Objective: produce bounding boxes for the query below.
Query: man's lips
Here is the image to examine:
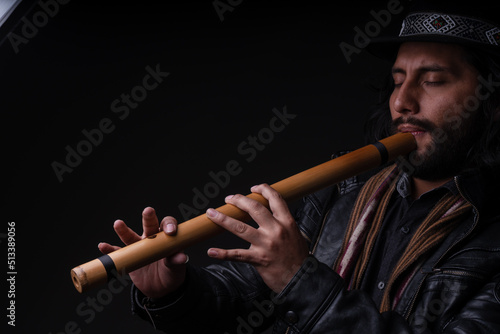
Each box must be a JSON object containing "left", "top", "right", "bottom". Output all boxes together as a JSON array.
[{"left": 398, "top": 125, "right": 427, "bottom": 136}]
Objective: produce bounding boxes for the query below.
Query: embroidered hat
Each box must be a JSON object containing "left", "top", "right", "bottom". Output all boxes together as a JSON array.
[{"left": 368, "top": 0, "right": 500, "bottom": 60}]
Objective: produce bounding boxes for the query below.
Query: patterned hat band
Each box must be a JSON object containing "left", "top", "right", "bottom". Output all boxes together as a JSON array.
[{"left": 399, "top": 12, "right": 500, "bottom": 47}]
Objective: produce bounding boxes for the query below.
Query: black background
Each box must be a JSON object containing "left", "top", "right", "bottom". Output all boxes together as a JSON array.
[{"left": 1, "top": 1, "right": 406, "bottom": 333}]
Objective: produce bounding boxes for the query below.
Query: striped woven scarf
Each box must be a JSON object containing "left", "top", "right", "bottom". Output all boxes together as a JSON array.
[{"left": 333, "top": 165, "right": 472, "bottom": 312}]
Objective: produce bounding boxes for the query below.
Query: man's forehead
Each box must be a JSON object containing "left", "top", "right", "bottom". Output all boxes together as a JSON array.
[{"left": 392, "top": 42, "right": 467, "bottom": 73}]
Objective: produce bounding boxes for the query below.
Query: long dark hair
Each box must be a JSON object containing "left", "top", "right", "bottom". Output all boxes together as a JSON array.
[{"left": 363, "top": 46, "right": 500, "bottom": 175}]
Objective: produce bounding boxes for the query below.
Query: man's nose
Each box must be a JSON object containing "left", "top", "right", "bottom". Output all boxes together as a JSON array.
[{"left": 392, "top": 82, "right": 419, "bottom": 115}]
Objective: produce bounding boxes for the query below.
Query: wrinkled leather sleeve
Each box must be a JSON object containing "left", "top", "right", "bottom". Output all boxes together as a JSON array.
[
  {"left": 131, "top": 252, "right": 500, "bottom": 334},
  {"left": 267, "top": 255, "right": 500, "bottom": 333},
  {"left": 131, "top": 261, "right": 276, "bottom": 333},
  {"left": 271, "top": 254, "right": 409, "bottom": 333}
]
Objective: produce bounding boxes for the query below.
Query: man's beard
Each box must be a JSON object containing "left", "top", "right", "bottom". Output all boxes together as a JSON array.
[{"left": 391, "top": 114, "right": 482, "bottom": 181}]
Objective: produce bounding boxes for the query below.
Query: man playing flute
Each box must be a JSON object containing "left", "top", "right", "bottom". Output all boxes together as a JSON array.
[{"left": 99, "top": 0, "right": 500, "bottom": 332}]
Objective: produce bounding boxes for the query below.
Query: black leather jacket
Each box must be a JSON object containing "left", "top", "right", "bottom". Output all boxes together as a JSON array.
[{"left": 131, "top": 168, "right": 500, "bottom": 333}]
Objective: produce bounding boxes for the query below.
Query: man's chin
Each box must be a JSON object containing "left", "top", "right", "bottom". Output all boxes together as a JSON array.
[{"left": 398, "top": 150, "right": 466, "bottom": 181}]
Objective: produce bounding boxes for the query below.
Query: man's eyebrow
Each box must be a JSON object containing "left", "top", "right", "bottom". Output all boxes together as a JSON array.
[
  {"left": 391, "top": 67, "right": 405, "bottom": 75},
  {"left": 391, "top": 64, "right": 450, "bottom": 75}
]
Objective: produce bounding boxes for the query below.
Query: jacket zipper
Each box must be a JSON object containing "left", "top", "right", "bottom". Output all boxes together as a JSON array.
[
  {"left": 421, "top": 268, "right": 484, "bottom": 280},
  {"left": 311, "top": 209, "right": 331, "bottom": 255},
  {"left": 403, "top": 176, "right": 480, "bottom": 319},
  {"left": 292, "top": 199, "right": 332, "bottom": 334}
]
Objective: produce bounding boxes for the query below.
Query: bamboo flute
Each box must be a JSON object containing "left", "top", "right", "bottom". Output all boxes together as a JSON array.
[{"left": 71, "top": 132, "right": 416, "bottom": 293}]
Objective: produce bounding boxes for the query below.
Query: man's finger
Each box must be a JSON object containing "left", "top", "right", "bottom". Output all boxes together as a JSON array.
[
  {"left": 98, "top": 242, "right": 121, "bottom": 254},
  {"left": 164, "top": 252, "right": 189, "bottom": 266},
  {"left": 114, "top": 220, "right": 142, "bottom": 245},
  {"left": 224, "top": 194, "right": 275, "bottom": 228},
  {"left": 160, "top": 216, "right": 178, "bottom": 235},
  {"left": 142, "top": 207, "right": 160, "bottom": 237},
  {"left": 206, "top": 208, "right": 259, "bottom": 244},
  {"left": 251, "top": 184, "right": 294, "bottom": 223},
  {"left": 207, "top": 247, "right": 255, "bottom": 264}
]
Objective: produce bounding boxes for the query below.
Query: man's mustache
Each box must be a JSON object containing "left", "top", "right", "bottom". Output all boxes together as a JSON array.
[{"left": 391, "top": 117, "right": 436, "bottom": 134}]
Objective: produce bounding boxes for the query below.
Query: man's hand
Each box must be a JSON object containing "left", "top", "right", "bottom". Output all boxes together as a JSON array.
[
  {"left": 205, "top": 184, "right": 309, "bottom": 293},
  {"left": 98, "top": 207, "right": 188, "bottom": 299}
]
